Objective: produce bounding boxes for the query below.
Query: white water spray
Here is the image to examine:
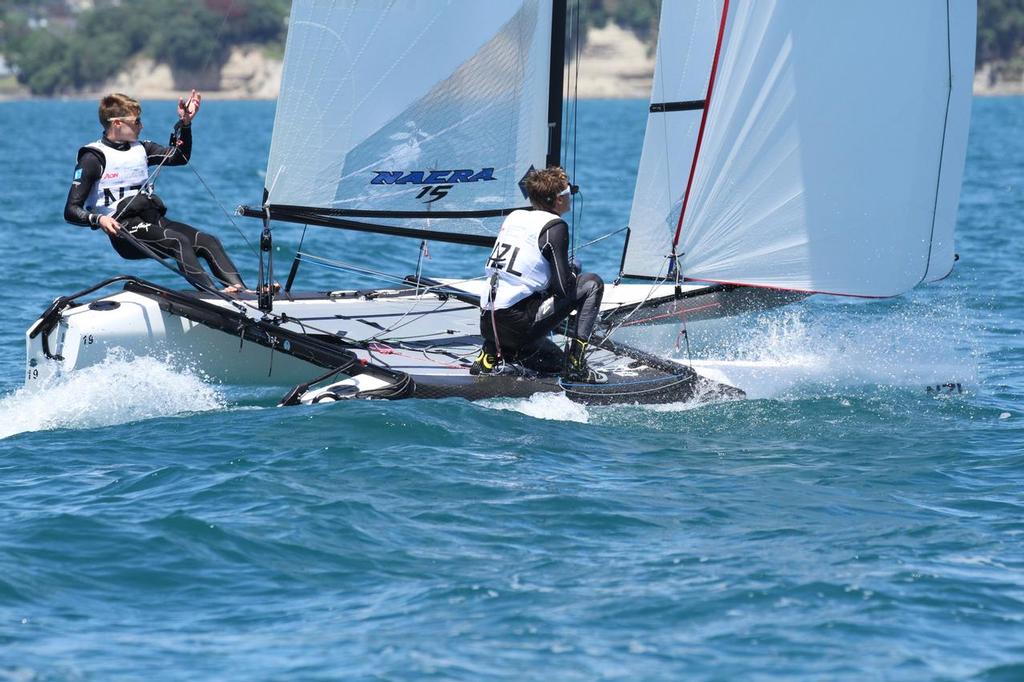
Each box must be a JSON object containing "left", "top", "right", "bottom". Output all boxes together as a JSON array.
[
  {"left": 484, "top": 391, "right": 591, "bottom": 423},
  {"left": 670, "top": 299, "right": 979, "bottom": 400},
  {"left": 0, "top": 352, "right": 225, "bottom": 439}
]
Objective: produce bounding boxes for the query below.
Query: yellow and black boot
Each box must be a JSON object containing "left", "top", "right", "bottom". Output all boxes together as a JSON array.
[
  {"left": 469, "top": 348, "right": 498, "bottom": 375},
  {"left": 562, "top": 338, "right": 607, "bottom": 384}
]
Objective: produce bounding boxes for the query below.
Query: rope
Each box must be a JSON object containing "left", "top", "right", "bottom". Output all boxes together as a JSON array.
[
  {"left": 186, "top": 161, "right": 258, "bottom": 256},
  {"left": 599, "top": 261, "right": 673, "bottom": 343},
  {"left": 366, "top": 342, "right": 464, "bottom": 370},
  {"left": 297, "top": 251, "right": 488, "bottom": 294},
  {"left": 363, "top": 241, "right": 434, "bottom": 343},
  {"left": 574, "top": 225, "right": 627, "bottom": 253}
]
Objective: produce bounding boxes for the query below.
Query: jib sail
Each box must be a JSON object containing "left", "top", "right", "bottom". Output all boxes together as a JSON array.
[{"left": 622, "top": 1, "right": 975, "bottom": 297}]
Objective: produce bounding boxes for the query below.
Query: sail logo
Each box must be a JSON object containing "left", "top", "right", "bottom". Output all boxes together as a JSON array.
[{"left": 370, "top": 168, "right": 496, "bottom": 204}]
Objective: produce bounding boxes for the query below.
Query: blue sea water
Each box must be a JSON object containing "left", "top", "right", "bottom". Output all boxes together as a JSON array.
[{"left": 0, "top": 97, "right": 1021, "bottom": 680}]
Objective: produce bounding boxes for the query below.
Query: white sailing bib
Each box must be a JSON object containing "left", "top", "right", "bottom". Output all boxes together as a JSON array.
[
  {"left": 485, "top": 209, "right": 560, "bottom": 310},
  {"left": 82, "top": 141, "right": 152, "bottom": 216}
]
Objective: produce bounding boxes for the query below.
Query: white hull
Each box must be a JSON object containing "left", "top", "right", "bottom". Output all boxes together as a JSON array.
[
  {"left": 26, "top": 277, "right": 798, "bottom": 402},
  {"left": 28, "top": 289, "right": 327, "bottom": 387}
]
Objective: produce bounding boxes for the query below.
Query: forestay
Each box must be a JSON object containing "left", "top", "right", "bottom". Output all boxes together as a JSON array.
[
  {"left": 622, "top": 1, "right": 975, "bottom": 298},
  {"left": 264, "top": 0, "right": 555, "bottom": 245}
]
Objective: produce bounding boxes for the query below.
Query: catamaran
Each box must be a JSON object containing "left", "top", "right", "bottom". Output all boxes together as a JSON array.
[{"left": 26, "top": 0, "right": 975, "bottom": 406}]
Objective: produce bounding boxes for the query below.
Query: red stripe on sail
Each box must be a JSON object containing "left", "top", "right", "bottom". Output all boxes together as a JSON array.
[{"left": 672, "top": 0, "right": 730, "bottom": 250}]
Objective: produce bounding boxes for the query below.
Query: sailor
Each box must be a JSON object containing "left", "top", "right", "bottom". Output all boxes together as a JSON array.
[
  {"left": 472, "top": 166, "right": 606, "bottom": 383},
  {"left": 64, "top": 91, "right": 248, "bottom": 293}
]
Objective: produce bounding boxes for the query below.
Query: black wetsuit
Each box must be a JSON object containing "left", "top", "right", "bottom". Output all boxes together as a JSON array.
[
  {"left": 481, "top": 217, "right": 604, "bottom": 358},
  {"left": 64, "top": 125, "right": 246, "bottom": 291}
]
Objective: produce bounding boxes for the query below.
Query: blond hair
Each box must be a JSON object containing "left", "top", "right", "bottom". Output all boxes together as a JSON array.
[
  {"left": 524, "top": 166, "right": 568, "bottom": 211},
  {"left": 99, "top": 93, "right": 141, "bottom": 130}
]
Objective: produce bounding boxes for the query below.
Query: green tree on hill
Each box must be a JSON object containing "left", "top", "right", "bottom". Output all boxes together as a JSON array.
[
  {"left": 0, "top": 0, "right": 287, "bottom": 95},
  {"left": 978, "top": 0, "right": 1024, "bottom": 78},
  {"left": 581, "top": 0, "right": 660, "bottom": 40}
]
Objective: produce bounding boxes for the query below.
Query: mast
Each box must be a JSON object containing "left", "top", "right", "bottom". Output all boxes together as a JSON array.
[{"left": 546, "top": 0, "right": 566, "bottom": 169}]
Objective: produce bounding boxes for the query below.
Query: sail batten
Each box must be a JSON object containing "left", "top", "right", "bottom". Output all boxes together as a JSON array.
[
  {"left": 649, "top": 100, "right": 706, "bottom": 113},
  {"left": 623, "top": 1, "right": 975, "bottom": 298}
]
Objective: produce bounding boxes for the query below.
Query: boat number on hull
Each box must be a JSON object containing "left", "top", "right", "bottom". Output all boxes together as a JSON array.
[
  {"left": 26, "top": 367, "right": 38, "bottom": 381},
  {"left": 81, "top": 335, "right": 95, "bottom": 346}
]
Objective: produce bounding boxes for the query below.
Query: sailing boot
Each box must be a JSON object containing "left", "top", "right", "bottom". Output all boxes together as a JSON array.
[
  {"left": 562, "top": 338, "right": 607, "bottom": 384},
  {"left": 469, "top": 347, "right": 499, "bottom": 375}
]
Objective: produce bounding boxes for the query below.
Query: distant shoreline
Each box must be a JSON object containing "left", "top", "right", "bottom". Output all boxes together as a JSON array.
[
  {"left": 2, "top": 25, "right": 1022, "bottom": 101},
  {"left": 3, "top": 86, "right": 1022, "bottom": 103}
]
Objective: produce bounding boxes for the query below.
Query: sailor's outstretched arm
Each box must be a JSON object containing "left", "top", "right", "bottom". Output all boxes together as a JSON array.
[{"left": 143, "top": 90, "right": 201, "bottom": 167}]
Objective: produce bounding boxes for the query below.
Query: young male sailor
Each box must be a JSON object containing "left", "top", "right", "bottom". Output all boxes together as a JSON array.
[
  {"left": 472, "top": 166, "right": 606, "bottom": 383},
  {"left": 64, "top": 91, "right": 249, "bottom": 293}
]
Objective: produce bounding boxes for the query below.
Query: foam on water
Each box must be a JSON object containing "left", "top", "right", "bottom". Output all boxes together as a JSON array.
[
  {"left": 483, "top": 391, "right": 591, "bottom": 423},
  {"left": 0, "top": 352, "right": 225, "bottom": 439},
  {"left": 672, "top": 301, "right": 979, "bottom": 401},
  {"left": 476, "top": 297, "right": 980, "bottom": 419}
]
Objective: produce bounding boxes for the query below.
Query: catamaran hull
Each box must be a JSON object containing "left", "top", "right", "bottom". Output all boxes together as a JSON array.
[
  {"left": 26, "top": 285, "right": 326, "bottom": 388},
  {"left": 298, "top": 367, "right": 741, "bottom": 406},
  {"left": 26, "top": 277, "right": 761, "bottom": 406}
]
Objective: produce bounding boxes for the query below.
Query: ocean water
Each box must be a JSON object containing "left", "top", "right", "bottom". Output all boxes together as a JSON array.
[{"left": 0, "top": 97, "right": 1021, "bottom": 680}]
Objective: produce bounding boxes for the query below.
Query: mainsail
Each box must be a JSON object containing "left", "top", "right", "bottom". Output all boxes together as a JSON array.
[
  {"left": 622, "top": 1, "right": 976, "bottom": 297},
  {"left": 260, "top": 0, "right": 560, "bottom": 246}
]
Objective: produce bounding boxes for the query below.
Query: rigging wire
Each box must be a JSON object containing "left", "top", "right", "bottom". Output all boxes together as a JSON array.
[
  {"left": 195, "top": 0, "right": 238, "bottom": 79},
  {"left": 362, "top": 240, "right": 433, "bottom": 343},
  {"left": 555, "top": 0, "right": 583, "bottom": 348},
  {"left": 186, "top": 162, "right": 259, "bottom": 256},
  {"left": 594, "top": 254, "right": 697, "bottom": 371},
  {"left": 574, "top": 226, "right": 627, "bottom": 252},
  {"left": 296, "top": 251, "right": 487, "bottom": 292}
]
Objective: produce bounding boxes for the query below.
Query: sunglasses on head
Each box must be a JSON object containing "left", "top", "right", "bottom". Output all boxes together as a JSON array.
[{"left": 558, "top": 184, "right": 579, "bottom": 197}]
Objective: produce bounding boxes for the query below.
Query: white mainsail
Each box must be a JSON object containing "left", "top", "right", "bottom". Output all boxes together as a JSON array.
[
  {"left": 265, "top": 0, "right": 555, "bottom": 243},
  {"left": 622, "top": 1, "right": 975, "bottom": 297}
]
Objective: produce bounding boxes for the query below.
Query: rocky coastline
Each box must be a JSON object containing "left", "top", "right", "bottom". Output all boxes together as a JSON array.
[{"left": 2, "top": 25, "right": 1022, "bottom": 100}]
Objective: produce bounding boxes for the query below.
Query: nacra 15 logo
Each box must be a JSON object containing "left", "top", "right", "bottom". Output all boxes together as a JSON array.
[{"left": 370, "top": 168, "right": 496, "bottom": 204}]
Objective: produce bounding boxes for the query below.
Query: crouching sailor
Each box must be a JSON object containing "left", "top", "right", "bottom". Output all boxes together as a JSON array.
[
  {"left": 471, "top": 166, "right": 606, "bottom": 383},
  {"left": 64, "top": 91, "right": 249, "bottom": 293}
]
